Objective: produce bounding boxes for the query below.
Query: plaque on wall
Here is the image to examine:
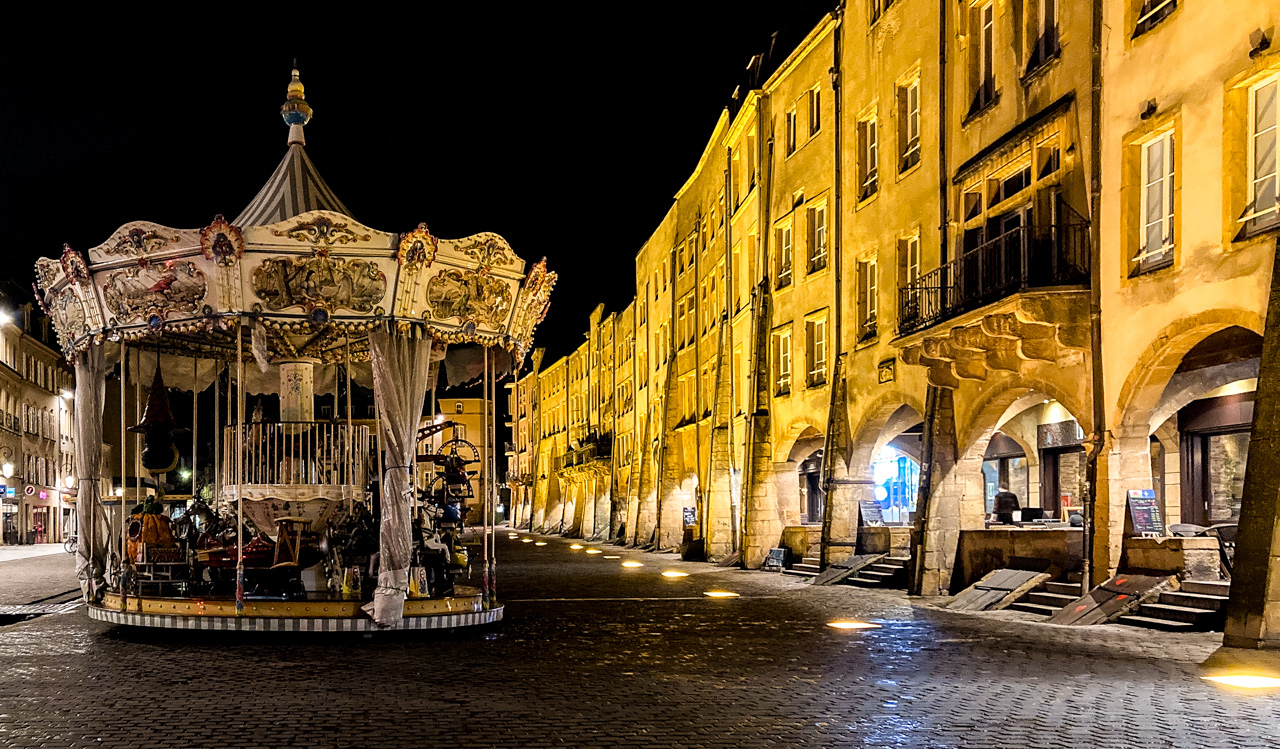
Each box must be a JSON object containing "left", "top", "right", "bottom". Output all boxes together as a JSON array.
[
  {"left": 877, "top": 358, "right": 896, "bottom": 384},
  {"left": 1125, "top": 488, "right": 1165, "bottom": 536},
  {"left": 859, "top": 499, "right": 885, "bottom": 526}
]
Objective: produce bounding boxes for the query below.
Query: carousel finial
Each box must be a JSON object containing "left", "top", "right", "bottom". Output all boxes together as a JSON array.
[{"left": 280, "top": 63, "right": 312, "bottom": 147}]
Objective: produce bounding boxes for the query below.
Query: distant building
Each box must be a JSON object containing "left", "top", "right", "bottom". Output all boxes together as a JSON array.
[{"left": 0, "top": 286, "right": 76, "bottom": 545}]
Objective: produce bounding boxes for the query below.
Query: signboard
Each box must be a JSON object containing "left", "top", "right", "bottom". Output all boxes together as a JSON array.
[
  {"left": 1126, "top": 489, "right": 1164, "bottom": 536},
  {"left": 24, "top": 485, "right": 34, "bottom": 496},
  {"left": 682, "top": 506, "right": 697, "bottom": 527},
  {"left": 859, "top": 499, "right": 885, "bottom": 526},
  {"left": 763, "top": 547, "right": 788, "bottom": 570}
]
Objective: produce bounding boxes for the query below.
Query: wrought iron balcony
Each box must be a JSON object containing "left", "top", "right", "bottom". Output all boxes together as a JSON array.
[{"left": 898, "top": 221, "right": 1089, "bottom": 336}]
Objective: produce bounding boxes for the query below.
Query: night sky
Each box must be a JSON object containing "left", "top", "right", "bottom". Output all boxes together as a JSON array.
[{"left": 2, "top": 5, "right": 833, "bottom": 364}]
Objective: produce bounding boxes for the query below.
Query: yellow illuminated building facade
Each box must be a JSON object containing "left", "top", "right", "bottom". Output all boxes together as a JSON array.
[{"left": 507, "top": 0, "right": 1280, "bottom": 606}]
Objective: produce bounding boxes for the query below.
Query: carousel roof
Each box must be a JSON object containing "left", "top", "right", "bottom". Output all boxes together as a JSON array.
[
  {"left": 32, "top": 67, "right": 556, "bottom": 368},
  {"left": 234, "top": 143, "right": 353, "bottom": 227}
]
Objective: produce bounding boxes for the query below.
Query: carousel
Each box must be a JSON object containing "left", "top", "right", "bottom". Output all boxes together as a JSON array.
[{"left": 32, "top": 68, "right": 555, "bottom": 632}]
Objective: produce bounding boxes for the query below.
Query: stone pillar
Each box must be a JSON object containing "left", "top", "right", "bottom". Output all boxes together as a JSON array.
[
  {"left": 278, "top": 360, "right": 316, "bottom": 423},
  {"left": 634, "top": 431, "right": 658, "bottom": 546},
  {"left": 1095, "top": 427, "right": 1150, "bottom": 583},
  {"left": 1224, "top": 255, "right": 1280, "bottom": 648},
  {"left": 775, "top": 462, "right": 802, "bottom": 526},
  {"left": 911, "top": 387, "right": 961, "bottom": 596},
  {"left": 743, "top": 417, "right": 781, "bottom": 567},
  {"left": 594, "top": 469, "right": 611, "bottom": 541},
  {"left": 826, "top": 461, "right": 860, "bottom": 565}
]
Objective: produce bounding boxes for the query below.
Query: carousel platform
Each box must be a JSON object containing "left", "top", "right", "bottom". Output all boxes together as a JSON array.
[{"left": 86, "top": 586, "right": 502, "bottom": 632}]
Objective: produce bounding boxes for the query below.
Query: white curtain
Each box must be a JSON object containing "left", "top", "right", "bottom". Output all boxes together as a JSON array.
[
  {"left": 74, "top": 347, "right": 109, "bottom": 601},
  {"left": 362, "top": 325, "right": 435, "bottom": 627}
]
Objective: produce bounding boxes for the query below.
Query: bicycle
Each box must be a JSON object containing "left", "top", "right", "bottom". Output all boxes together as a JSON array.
[{"left": 64, "top": 535, "right": 78, "bottom": 554}]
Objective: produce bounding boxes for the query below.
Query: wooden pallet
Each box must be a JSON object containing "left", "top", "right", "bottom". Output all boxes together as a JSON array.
[
  {"left": 947, "top": 569, "right": 1051, "bottom": 611},
  {"left": 1045, "top": 574, "right": 1176, "bottom": 626},
  {"left": 810, "top": 554, "right": 886, "bottom": 586}
]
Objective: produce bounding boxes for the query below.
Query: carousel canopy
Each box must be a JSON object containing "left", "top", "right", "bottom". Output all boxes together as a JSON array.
[{"left": 33, "top": 67, "right": 556, "bottom": 370}]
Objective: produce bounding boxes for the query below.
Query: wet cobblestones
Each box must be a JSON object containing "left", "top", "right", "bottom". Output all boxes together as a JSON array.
[{"left": 0, "top": 533, "right": 1277, "bottom": 748}]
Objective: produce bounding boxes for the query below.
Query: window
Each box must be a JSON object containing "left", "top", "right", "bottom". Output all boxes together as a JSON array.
[
  {"left": 747, "top": 132, "right": 757, "bottom": 191},
  {"left": 969, "top": 1, "right": 997, "bottom": 115},
  {"left": 963, "top": 189, "right": 983, "bottom": 220},
  {"left": 772, "top": 328, "right": 792, "bottom": 396},
  {"left": 857, "top": 259, "right": 878, "bottom": 340},
  {"left": 785, "top": 108, "right": 797, "bottom": 155},
  {"left": 870, "top": 0, "right": 893, "bottom": 25},
  {"left": 899, "top": 234, "right": 921, "bottom": 287},
  {"left": 806, "top": 316, "right": 827, "bottom": 387},
  {"left": 678, "top": 244, "right": 686, "bottom": 275},
  {"left": 776, "top": 223, "right": 793, "bottom": 288},
  {"left": 858, "top": 115, "right": 879, "bottom": 200},
  {"left": 898, "top": 79, "right": 921, "bottom": 172},
  {"left": 809, "top": 87, "right": 821, "bottom": 135},
  {"left": 1134, "top": 0, "right": 1176, "bottom": 37},
  {"left": 730, "top": 244, "right": 741, "bottom": 312},
  {"left": 806, "top": 203, "right": 827, "bottom": 273},
  {"left": 1245, "top": 77, "right": 1279, "bottom": 234},
  {"left": 989, "top": 162, "right": 1032, "bottom": 206},
  {"left": 1135, "top": 129, "right": 1175, "bottom": 273},
  {"left": 1027, "top": 0, "right": 1059, "bottom": 72}
]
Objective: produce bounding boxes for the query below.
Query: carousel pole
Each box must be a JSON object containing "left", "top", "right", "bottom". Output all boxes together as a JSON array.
[
  {"left": 118, "top": 352, "right": 126, "bottom": 593},
  {"left": 192, "top": 356, "right": 198, "bottom": 501},
  {"left": 345, "top": 337, "right": 353, "bottom": 514},
  {"left": 214, "top": 362, "right": 221, "bottom": 511},
  {"left": 482, "top": 349, "right": 491, "bottom": 609},
  {"left": 235, "top": 320, "right": 246, "bottom": 615}
]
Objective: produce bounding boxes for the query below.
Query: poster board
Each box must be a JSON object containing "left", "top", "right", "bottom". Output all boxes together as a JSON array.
[
  {"left": 858, "top": 500, "right": 885, "bottom": 526},
  {"left": 1125, "top": 488, "right": 1165, "bottom": 536}
]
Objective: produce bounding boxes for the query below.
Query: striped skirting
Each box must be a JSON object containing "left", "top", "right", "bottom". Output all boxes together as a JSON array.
[{"left": 86, "top": 604, "right": 503, "bottom": 632}]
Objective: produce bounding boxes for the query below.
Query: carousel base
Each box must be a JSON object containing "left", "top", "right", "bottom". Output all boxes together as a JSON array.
[{"left": 86, "top": 587, "right": 502, "bottom": 632}]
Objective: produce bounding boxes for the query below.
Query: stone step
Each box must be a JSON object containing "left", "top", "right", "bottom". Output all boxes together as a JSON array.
[
  {"left": 1044, "top": 581, "right": 1083, "bottom": 597},
  {"left": 884, "top": 556, "right": 912, "bottom": 567},
  {"left": 1181, "top": 579, "right": 1231, "bottom": 597},
  {"left": 1161, "top": 591, "right": 1228, "bottom": 611},
  {"left": 1009, "top": 602, "right": 1058, "bottom": 616},
  {"left": 868, "top": 563, "right": 906, "bottom": 575},
  {"left": 790, "top": 563, "right": 821, "bottom": 574},
  {"left": 1118, "top": 615, "right": 1196, "bottom": 632},
  {"left": 844, "top": 574, "right": 903, "bottom": 589},
  {"left": 1064, "top": 571, "right": 1083, "bottom": 584},
  {"left": 801, "top": 557, "right": 821, "bottom": 566},
  {"left": 859, "top": 568, "right": 898, "bottom": 579},
  {"left": 781, "top": 568, "right": 817, "bottom": 578},
  {"left": 1026, "top": 591, "right": 1077, "bottom": 609},
  {"left": 1137, "top": 603, "right": 1221, "bottom": 628}
]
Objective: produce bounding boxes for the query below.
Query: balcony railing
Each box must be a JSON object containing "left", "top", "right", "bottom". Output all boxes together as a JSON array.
[
  {"left": 898, "top": 221, "right": 1089, "bottom": 336},
  {"left": 221, "top": 421, "right": 370, "bottom": 487}
]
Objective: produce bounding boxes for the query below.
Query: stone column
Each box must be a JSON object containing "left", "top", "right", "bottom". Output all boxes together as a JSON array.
[
  {"left": 278, "top": 360, "right": 316, "bottom": 423},
  {"left": 1096, "top": 427, "right": 1150, "bottom": 583},
  {"left": 594, "top": 469, "right": 611, "bottom": 541},
  {"left": 1225, "top": 256, "right": 1280, "bottom": 648},
  {"left": 826, "top": 461, "right": 860, "bottom": 565},
  {"left": 743, "top": 418, "right": 781, "bottom": 568},
  {"left": 775, "top": 461, "right": 801, "bottom": 527}
]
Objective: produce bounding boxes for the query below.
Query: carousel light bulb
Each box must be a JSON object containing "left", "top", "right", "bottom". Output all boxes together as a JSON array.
[
  {"left": 179, "top": 468, "right": 191, "bottom": 481},
  {"left": 114, "top": 487, "right": 124, "bottom": 497}
]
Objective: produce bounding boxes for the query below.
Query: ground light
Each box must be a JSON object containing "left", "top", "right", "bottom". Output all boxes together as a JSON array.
[
  {"left": 703, "top": 591, "right": 739, "bottom": 598},
  {"left": 535, "top": 542, "right": 548, "bottom": 546},
  {"left": 826, "top": 620, "right": 880, "bottom": 630},
  {"left": 661, "top": 571, "right": 689, "bottom": 578},
  {"left": 621, "top": 561, "right": 643, "bottom": 568},
  {"left": 522, "top": 539, "right": 533, "bottom": 543},
  {"left": 1201, "top": 675, "right": 1280, "bottom": 689},
  {"left": 570, "top": 544, "right": 584, "bottom": 550},
  {"left": 585, "top": 549, "right": 602, "bottom": 554},
  {"left": 603, "top": 555, "right": 620, "bottom": 559},
  {"left": 1198, "top": 645, "right": 1280, "bottom": 690}
]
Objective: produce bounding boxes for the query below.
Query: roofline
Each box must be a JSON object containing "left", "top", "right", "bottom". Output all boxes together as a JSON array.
[
  {"left": 761, "top": 13, "right": 839, "bottom": 94},
  {"left": 674, "top": 109, "right": 732, "bottom": 200}
]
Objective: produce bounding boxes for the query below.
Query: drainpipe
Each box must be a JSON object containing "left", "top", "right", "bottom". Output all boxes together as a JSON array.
[
  {"left": 831, "top": 7, "right": 844, "bottom": 355},
  {"left": 1083, "top": 0, "right": 1106, "bottom": 589},
  {"left": 910, "top": 0, "right": 950, "bottom": 597},
  {"left": 723, "top": 154, "right": 738, "bottom": 552}
]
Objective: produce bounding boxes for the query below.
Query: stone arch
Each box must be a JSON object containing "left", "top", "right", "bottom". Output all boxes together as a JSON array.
[
  {"left": 1097, "top": 311, "right": 1265, "bottom": 574},
  {"left": 957, "top": 375, "right": 1092, "bottom": 459},
  {"left": 846, "top": 388, "right": 927, "bottom": 481},
  {"left": 1112, "top": 309, "right": 1264, "bottom": 436},
  {"left": 773, "top": 416, "right": 826, "bottom": 463}
]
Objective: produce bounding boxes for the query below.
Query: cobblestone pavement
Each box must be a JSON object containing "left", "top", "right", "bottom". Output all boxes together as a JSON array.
[
  {"left": 0, "top": 532, "right": 1277, "bottom": 748},
  {"left": 0, "top": 550, "right": 77, "bottom": 604}
]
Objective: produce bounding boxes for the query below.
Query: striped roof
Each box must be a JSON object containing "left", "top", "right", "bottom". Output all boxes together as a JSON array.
[{"left": 233, "top": 144, "right": 353, "bottom": 227}]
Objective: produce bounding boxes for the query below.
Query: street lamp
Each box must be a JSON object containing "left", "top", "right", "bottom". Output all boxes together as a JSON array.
[
  {"left": 0, "top": 310, "right": 13, "bottom": 326},
  {"left": 63, "top": 475, "right": 75, "bottom": 489},
  {"left": 60, "top": 389, "right": 73, "bottom": 401},
  {"left": 0, "top": 446, "right": 13, "bottom": 480}
]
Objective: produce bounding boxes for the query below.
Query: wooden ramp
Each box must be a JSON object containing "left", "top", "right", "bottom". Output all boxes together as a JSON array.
[
  {"left": 947, "top": 569, "right": 1051, "bottom": 611},
  {"left": 1045, "top": 574, "right": 1176, "bottom": 626},
  {"left": 810, "top": 554, "right": 885, "bottom": 586}
]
